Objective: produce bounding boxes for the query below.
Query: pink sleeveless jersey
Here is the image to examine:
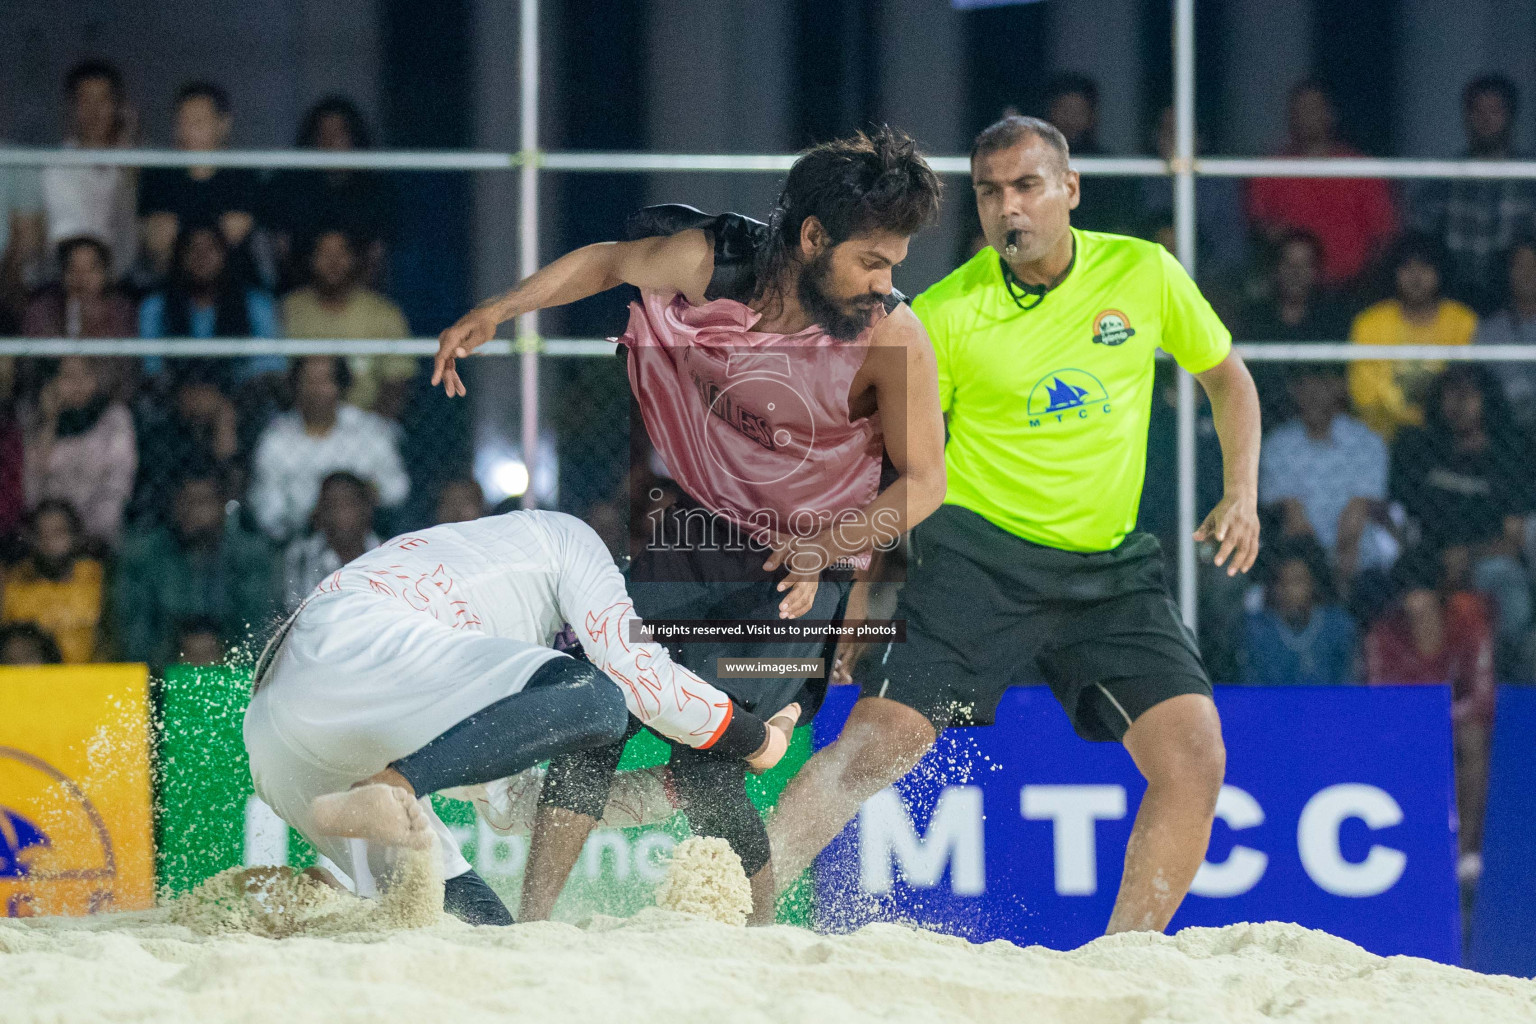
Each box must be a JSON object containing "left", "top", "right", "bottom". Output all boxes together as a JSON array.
[{"left": 620, "top": 288, "right": 884, "bottom": 566}]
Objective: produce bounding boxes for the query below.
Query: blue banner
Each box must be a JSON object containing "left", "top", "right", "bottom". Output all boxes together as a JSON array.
[
  {"left": 813, "top": 685, "right": 1460, "bottom": 963},
  {"left": 1469, "top": 686, "right": 1536, "bottom": 977}
]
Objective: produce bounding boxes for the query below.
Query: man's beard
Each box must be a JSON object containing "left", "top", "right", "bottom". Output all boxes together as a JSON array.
[{"left": 797, "top": 249, "right": 879, "bottom": 341}]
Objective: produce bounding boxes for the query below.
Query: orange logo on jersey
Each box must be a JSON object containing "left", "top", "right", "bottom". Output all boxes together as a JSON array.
[{"left": 1091, "top": 309, "right": 1136, "bottom": 347}]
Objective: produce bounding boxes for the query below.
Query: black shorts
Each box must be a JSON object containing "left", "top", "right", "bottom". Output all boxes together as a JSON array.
[
  {"left": 630, "top": 504, "right": 849, "bottom": 718},
  {"left": 856, "top": 504, "right": 1212, "bottom": 742}
]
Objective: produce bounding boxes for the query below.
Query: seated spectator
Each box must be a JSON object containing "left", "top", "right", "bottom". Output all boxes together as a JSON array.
[
  {"left": 1391, "top": 365, "right": 1533, "bottom": 677},
  {"left": 23, "top": 236, "right": 137, "bottom": 403},
  {"left": 128, "top": 359, "right": 242, "bottom": 529},
  {"left": 1409, "top": 76, "right": 1536, "bottom": 313},
  {"left": 1246, "top": 79, "right": 1398, "bottom": 290},
  {"left": 1348, "top": 234, "right": 1478, "bottom": 439},
  {"left": 434, "top": 476, "right": 486, "bottom": 525},
  {"left": 1139, "top": 105, "right": 1248, "bottom": 281},
  {"left": 0, "top": 117, "right": 45, "bottom": 332},
  {"left": 22, "top": 356, "right": 136, "bottom": 547},
  {"left": 1241, "top": 536, "right": 1356, "bottom": 685},
  {"left": 138, "top": 224, "right": 283, "bottom": 380},
  {"left": 0, "top": 500, "right": 103, "bottom": 663},
  {"left": 1364, "top": 550, "right": 1495, "bottom": 876},
  {"left": 281, "top": 229, "right": 414, "bottom": 418},
  {"left": 1472, "top": 236, "right": 1536, "bottom": 428},
  {"left": 264, "top": 97, "right": 393, "bottom": 289},
  {"left": 1239, "top": 230, "right": 1353, "bottom": 422},
  {"left": 23, "top": 236, "right": 134, "bottom": 338},
  {"left": 1240, "top": 230, "right": 1353, "bottom": 342},
  {"left": 0, "top": 621, "right": 64, "bottom": 665},
  {"left": 249, "top": 356, "right": 409, "bottom": 543},
  {"left": 173, "top": 615, "right": 227, "bottom": 667},
  {"left": 1260, "top": 364, "right": 1393, "bottom": 583},
  {"left": 0, "top": 361, "right": 25, "bottom": 545},
  {"left": 111, "top": 468, "right": 274, "bottom": 668},
  {"left": 42, "top": 61, "right": 138, "bottom": 282},
  {"left": 1040, "top": 74, "right": 1136, "bottom": 235},
  {"left": 138, "top": 82, "right": 264, "bottom": 288},
  {"left": 281, "top": 471, "right": 379, "bottom": 611}
]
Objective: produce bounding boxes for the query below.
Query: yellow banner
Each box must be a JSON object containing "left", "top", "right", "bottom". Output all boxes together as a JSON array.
[{"left": 0, "top": 665, "right": 153, "bottom": 916}]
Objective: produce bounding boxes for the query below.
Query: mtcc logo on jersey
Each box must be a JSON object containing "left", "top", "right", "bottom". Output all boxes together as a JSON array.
[
  {"left": 1026, "top": 369, "right": 1111, "bottom": 426},
  {"left": 1091, "top": 308, "right": 1135, "bottom": 346}
]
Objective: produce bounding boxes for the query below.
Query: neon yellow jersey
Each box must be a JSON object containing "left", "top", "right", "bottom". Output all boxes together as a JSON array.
[{"left": 913, "top": 229, "right": 1231, "bottom": 552}]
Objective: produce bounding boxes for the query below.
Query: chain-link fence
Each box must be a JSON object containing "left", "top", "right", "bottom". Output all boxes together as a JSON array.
[
  {"left": 1170, "top": 346, "right": 1536, "bottom": 694},
  {"left": 0, "top": 346, "right": 479, "bottom": 670},
  {"left": 8, "top": 335, "right": 1535, "bottom": 688}
]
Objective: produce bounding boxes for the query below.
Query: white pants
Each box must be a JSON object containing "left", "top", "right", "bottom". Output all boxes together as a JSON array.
[{"left": 243, "top": 590, "right": 560, "bottom": 890}]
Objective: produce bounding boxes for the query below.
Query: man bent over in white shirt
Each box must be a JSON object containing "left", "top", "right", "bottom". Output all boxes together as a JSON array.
[{"left": 243, "top": 509, "right": 796, "bottom": 924}]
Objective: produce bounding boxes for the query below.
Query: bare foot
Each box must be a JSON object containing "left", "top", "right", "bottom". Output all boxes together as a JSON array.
[{"left": 310, "top": 783, "right": 435, "bottom": 849}]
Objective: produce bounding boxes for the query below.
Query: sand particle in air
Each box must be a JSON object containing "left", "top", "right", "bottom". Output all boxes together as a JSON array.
[{"left": 653, "top": 836, "right": 753, "bottom": 926}]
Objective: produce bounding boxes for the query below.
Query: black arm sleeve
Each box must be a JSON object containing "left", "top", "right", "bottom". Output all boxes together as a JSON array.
[{"left": 707, "top": 703, "right": 770, "bottom": 760}]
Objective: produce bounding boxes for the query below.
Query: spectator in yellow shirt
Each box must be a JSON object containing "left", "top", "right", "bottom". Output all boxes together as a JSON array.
[
  {"left": 281, "top": 229, "right": 414, "bottom": 420},
  {"left": 0, "top": 622, "right": 63, "bottom": 665},
  {"left": 1349, "top": 233, "right": 1478, "bottom": 439},
  {"left": 1, "top": 499, "right": 103, "bottom": 663}
]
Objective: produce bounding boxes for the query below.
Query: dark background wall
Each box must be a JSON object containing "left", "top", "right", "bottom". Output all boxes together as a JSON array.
[{"left": 5, "top": 0, "right": 1536, "bottom": 311}]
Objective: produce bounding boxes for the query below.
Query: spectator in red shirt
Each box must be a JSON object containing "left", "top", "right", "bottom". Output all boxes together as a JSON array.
[
  {"left": 1247, "top": 79, "right": 1398, "bottom": 289},
  {"left": 1364, "top": 550, "right": 1494, "bottom": 877}
]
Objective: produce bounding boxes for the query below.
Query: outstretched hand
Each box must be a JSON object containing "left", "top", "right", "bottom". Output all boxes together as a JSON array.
[
  {"left": 763, "top": 535, "right": 824, "bottom": 619},
  {"left": 1194, "top": 490, "right": 1260, "bottom": 576},
  {"left": 432, "top": 309, "right": 501, "bottom": 398},
  {"left": 831, "top": 640, "right": 867, "bottom": 686}
]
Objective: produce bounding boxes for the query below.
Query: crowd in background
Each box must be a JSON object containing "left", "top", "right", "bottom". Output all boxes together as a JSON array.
[
  {"left": 0, "top": 61, "right": 486, "bottom": 671},
  {"left": 2, "top": 66, "right": 1536, "bottom": 684},
  {"left": 0, "top": 55, "right": 1531, "bottom": 887}
]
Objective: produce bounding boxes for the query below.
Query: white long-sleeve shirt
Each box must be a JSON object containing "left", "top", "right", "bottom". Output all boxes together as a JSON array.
[
  {"left": 249, "top": 404, "right": 410, "bottom": 542},
  {"left": 42, "top": 141, "right": 138, "bottom": 279},
  {"left": 309, "top": 509, "right": 737, "bottom": 749}
]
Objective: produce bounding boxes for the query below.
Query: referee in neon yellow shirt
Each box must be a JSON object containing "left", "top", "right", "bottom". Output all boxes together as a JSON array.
[{"left": 769, "top": 116, "right": 1263, "bottom": 936}]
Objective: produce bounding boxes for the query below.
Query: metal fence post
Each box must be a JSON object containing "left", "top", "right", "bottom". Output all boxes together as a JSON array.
[
  {"left": 518, "top": 0, "right": 541, "bottom": 508},
  {"left": 1174, "top": 0, "right": 1200, "bottom": 631}
]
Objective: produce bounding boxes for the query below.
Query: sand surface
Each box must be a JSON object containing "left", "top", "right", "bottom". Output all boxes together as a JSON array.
[{"left": 5, "top": 908, "right": 1535, "bottom": 1023}]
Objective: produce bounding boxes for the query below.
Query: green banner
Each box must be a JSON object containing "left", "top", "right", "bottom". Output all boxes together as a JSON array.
[
  {"left": 154, "top": 665, "right": 813, "bottom": 922},
  {"left": 155, "top": 665, "right": 257, "bottom": 894}
]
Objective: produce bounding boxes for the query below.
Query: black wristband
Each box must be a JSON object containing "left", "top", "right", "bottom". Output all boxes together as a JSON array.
[{"left": 704, "top": 702, "right": 769, "bottom": 760}]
